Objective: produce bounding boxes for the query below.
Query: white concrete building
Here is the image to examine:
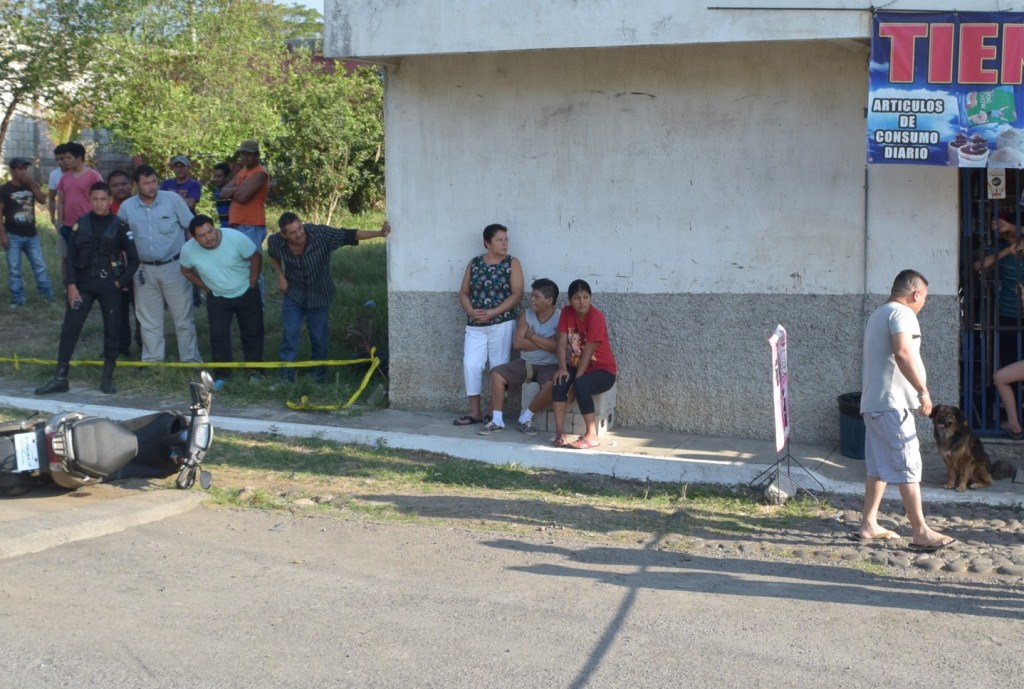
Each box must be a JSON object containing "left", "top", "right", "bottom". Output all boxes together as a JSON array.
[{"left": 323, "top": 2, "right": 1019, "bottom": 442}]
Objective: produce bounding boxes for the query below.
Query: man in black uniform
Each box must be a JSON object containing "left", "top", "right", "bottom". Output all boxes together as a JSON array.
[{"left": 36, "top": 182, "right": 139, "bottom": 395}]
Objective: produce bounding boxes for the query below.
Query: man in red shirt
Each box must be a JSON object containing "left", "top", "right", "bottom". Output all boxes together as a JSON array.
[{"left": 55, "top": 142, "right": 103, "bottom": 278}]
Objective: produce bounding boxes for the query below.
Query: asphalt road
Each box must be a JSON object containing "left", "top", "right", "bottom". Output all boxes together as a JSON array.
[{"left": 2, "top": 506, "right": 1021, "bottom": 689}]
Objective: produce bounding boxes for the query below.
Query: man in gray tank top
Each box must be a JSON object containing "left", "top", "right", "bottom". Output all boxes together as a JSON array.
[{"left": 479, "top": 278, "right": 560, "bottom": 436}]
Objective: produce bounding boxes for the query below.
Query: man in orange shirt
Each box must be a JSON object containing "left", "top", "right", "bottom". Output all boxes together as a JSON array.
[
  {"left": 221, "top": 140, "right": 269, "bottom": 250},
  {"left": 220, "top": 140, "right": 269, "bottom": 298}
]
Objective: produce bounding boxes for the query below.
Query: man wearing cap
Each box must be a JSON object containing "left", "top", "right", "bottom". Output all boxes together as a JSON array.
[
  {"left": 160, "top": 155, "right": 201, "bottom": 212},
  {"left": 1, "top": 158, "right": 56, "bottom": 308},
  {"left": 221, "top": 140, "right": 269, "bottom": 253},
  {"left": 118, "top": 164, "right": 202, "bottom": 363}
]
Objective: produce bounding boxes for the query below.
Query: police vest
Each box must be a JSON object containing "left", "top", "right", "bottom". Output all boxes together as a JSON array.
[{"left": 73, "top": 215, "right": 125, "bottom": 277}]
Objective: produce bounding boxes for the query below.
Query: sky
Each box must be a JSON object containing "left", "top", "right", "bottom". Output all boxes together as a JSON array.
[{"left": 288, "top": 0, "right": 324, "bottom": 16}]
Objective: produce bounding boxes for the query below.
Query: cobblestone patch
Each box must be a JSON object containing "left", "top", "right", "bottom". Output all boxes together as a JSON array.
[
  {"left": 682, "top": 494, "right": 1024, "bottom": 585},
  {"left": 266, "top": 482, "right": 1024, "bottom": 586}
]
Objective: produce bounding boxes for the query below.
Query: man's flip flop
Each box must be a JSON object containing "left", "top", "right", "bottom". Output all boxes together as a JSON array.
[
  {"left": 568, "top": 437, "right": 600, "bottom": 449},
  {"left": 553, "top": 435, "right": 568, "bottom": 447},
  {"left": 453, "top": 415, "right": 483, "bottom": 426},
  {"left": 847, "top": 530, "right": 901, "bottom": 542},
  {"left": 907, "top": 536, "right": 957, "bottom": 552}
]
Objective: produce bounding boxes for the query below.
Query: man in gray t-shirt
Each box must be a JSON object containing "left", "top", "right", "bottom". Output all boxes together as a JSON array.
[
  {"left": 479, "top": 278, "right": 560, "bottom": 436},
  {"left": 857, "top": 269, "right": 955, "bottom": 552}
]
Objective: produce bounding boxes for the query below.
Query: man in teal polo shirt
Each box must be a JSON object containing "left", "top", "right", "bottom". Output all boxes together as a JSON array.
[{"left": 180, "top": 215, "right": 263, "bottom": 384}]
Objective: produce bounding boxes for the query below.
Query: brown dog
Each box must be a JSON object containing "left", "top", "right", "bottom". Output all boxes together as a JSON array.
[{"left": 929, "top": 405, "right": 1014, "bottom": 491}]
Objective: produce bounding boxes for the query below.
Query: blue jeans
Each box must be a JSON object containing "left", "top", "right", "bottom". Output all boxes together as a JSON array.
[
  {"left": 6, "top": 234, "right": 54, "bottom": 304},
  {"left": 280, "top": 295, "right": 329, "bottom": 382}
]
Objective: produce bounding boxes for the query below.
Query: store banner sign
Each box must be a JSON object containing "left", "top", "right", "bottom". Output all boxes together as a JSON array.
[{"left": 868, "top": 12, "right": 1024, "bottom": 168}]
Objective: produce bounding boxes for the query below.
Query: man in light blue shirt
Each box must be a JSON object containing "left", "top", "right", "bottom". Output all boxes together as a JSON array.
[
  {"left": 118, "top": 165, "right": 201, "bottom": 362},
  {"left": 180, "top": 215, "right": 263, "bottom": 383}
]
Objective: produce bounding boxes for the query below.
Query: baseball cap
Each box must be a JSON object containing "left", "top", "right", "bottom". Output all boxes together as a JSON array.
[
  {"left": 236, "top": 140, "right": 260, "bottom": 154},
  {"left": 170, "top": 155, "right": 191, "bottom": 167},
  {"left": 8, "top": 157, "right": 31, "bottom": 168}
]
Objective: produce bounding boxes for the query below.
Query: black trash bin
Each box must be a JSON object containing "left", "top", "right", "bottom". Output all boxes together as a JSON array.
[{"left": 837, "top": 392, "right": 865, "bottom": 460}]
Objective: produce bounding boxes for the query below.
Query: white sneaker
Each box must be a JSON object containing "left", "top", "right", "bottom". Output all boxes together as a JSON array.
[{"left": 478, "top": 421, "right": 504, "bottom": 435}]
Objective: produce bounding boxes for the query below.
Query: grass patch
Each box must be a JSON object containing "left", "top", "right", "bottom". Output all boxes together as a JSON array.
[{"left": 196, "top": 429, "right": 840, "bottom": 542}]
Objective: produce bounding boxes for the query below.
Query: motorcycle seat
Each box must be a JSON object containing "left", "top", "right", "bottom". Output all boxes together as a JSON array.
[{"left": 70, "top": 418, "right": 139, "bottom": 477}]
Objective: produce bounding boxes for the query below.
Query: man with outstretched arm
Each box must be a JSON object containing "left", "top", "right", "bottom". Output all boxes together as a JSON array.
[{"left": 267, "top": 212, "right": 391, "bottom": 382}]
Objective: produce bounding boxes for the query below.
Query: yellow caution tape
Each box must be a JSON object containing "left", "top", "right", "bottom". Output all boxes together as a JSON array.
[
  {"left": 286, "top": 349, "right": 381, "bottom": 411},
  {"left": 0, "top": 355, "right": 376, "bottom": 369},
  {"left": 0, "top": 347, "right": 384, "bottom": 411}
]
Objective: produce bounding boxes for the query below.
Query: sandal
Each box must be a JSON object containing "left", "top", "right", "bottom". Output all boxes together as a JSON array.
[
  {"left": 453, "top": 415, "right": 483, "bottom": 426},
  {"left": 999, "top": 422, "right": 1024, "bottom": 439},
  {"left": 907, "top": 535, "right": 957, "bottom": 552},
  {"left": 553, "top": 435, "right": 568, "bottom": 447},
  {"left": 569, "top": 437, "right": 600, "bottom": 450}
]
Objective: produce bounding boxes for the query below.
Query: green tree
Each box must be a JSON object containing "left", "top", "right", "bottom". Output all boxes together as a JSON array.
[
  {"left": 0, "top": 0, "right": 126, "bottom": 149},
  {"left": 278, "top": 3, "right": 324, "bottom": 44},
  {"left": 88, "top": 0, "right": 295, "bottom": 174},
  {"left": 269, "top": 60, "right": 384, "bottom": 223},
  {"left": 77, "top": 0, "right": 385, "bottom": 220}
]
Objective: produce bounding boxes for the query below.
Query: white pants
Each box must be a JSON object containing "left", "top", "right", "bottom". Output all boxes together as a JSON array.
[
  {"left": 463, "top": 320, "right": 516, "bottom": 396},
  {"left": 133, "top": 260, "right": 201, "bottom": 363}
]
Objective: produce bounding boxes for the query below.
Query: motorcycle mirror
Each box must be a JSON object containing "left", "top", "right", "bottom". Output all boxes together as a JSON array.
[
  {"left": 200, "top": 370, "right": 214, "bottom": 391},
  {"left": 200, "top": 471, "right": 212, "bottom": 490}
]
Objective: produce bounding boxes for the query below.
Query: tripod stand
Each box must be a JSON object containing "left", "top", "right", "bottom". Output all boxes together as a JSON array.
[{"left": 749, "top": 438, "right": 825, "bottom": 501}]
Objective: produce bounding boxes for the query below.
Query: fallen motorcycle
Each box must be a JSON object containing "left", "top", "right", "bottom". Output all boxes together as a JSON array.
[{"left": 0, "top": 371, "right": 215, "bottom": 495}]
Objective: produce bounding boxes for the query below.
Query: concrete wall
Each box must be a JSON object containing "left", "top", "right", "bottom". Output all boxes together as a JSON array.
[
  {"left": 381, "top": 40, "right": 960, "bottom": 441},
  {"left": 326, "top": 0, "right": 1007, "bottom": 60},
  {"left": 0, "top": 113, "right": 133, "bottom": 187}
]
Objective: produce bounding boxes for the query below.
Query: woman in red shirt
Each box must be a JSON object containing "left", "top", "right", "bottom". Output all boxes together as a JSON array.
[{"left": 552, "top": 279, "right": 617, "bottom": 448}]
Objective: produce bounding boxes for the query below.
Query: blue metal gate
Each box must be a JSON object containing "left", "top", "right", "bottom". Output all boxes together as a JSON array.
[{"left": 960, "top": 168, "right": 1024, "bottom": 434}]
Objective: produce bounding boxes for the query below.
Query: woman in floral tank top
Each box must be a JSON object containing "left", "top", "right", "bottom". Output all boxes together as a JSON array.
[{"left": 454, "top": 223, "right": 524, "bottom": 425}]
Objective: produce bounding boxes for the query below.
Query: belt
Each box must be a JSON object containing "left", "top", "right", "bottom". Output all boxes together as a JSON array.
[{"left": 140, "top": 253, "right": 180, "bottom": 266}]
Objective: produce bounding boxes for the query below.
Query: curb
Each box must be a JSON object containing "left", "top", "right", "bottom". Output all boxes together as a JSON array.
[
  {"left": 0, "top": 489, "right": 207, "bottom": 561},
  {"left": 1, "top": 394, "right": 1021, "bottom": 508}
]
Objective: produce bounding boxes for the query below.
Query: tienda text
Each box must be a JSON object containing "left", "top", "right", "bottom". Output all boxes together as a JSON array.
[{"left": 878, "top": 21, "right": 1024, "bottom": 85}]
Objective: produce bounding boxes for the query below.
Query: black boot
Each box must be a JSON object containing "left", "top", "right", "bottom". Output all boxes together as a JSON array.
[
  {"left": 35, "top": 364, "right": 70, "bottom": 395},
  {"left": 100, "top": 360, "right": 116, "bottom": 394}
]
